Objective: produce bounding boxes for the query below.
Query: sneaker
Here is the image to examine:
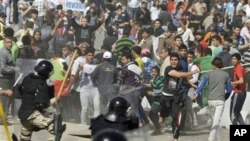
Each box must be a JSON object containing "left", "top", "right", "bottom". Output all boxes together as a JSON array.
[
  {"left": 197, "top": 106, "right": 208, "bottom": 115},
  {"left": 0, "top": 121, "right": 13, "bottom": 125}
]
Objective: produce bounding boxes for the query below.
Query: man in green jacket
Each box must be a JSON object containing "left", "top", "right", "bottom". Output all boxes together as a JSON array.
[{"left": 194, "top": 48, "right": 213, "bottom": 107}]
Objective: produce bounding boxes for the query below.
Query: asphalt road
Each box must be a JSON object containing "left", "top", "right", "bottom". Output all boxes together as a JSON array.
[{"left": 1, "top": 121, "right": 229, "bottom": 141}]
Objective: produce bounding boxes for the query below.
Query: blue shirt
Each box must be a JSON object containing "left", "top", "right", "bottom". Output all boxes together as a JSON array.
[
  {"left": 179, "top": 57, "right": 188, "bottom": 72},
  {"left": 142, "top": 57, "right": 158, "bottom": 84}
]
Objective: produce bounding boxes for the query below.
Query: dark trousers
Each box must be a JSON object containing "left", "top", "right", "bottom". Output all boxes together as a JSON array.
[
  {"left": 230, "top": 92, "right": 246, "bottom": 125},
  {"left": 0, "top": 78, "right": 12, "bottom": 115},
  {"left": 148, "top": 103, "right": 161, "bottom": 130},
  {"left": 160, "top": 95, "right": 182, "bottom": 139},
  {"left": 66, "top": 90, "right": 81, "bottom": 123},
  {"left": 180, "top": 91, "right": 188, "bottom": 130}
]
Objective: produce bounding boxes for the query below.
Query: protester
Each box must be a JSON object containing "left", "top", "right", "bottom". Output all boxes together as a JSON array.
[
  {"left": 194, "top": 57, "right": 232, "bottom": 141},
  {"left": 1, "top": 1, "right": 250, "bottom": 140}
]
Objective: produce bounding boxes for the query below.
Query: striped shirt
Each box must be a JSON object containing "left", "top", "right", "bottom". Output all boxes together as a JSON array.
[
  {"left": 243, "top": 48, "right": 250, "bottom": 64},
  {"left": 32, "top": 0, "right": 46, "bottom": 17},
  {"left": 114, "top": 37, "right": 134, "bottom": 60}
]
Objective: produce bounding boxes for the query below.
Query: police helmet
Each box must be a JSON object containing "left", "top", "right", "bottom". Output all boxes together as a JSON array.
[
  {"left": 93, "top": 129, "right": 127, "bottom": 141},
  {"left": 108, "top": 97, "right": 130, "bottom": 116},
  {"left": 35, "top": 60, "right": 53, "bottom": 79}
]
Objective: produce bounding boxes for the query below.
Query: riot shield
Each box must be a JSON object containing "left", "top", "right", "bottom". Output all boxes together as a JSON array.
[
  {"left": 14, "top": 58, "right": 37, "bottom": 99},
  {"left": 12, "top": 59, "right": 37, "bottom": 118}
]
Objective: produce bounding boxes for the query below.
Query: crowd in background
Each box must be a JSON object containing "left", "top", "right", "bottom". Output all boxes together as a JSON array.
[{"left": 0, "top": 0, "right": 250, "bottom": 141}]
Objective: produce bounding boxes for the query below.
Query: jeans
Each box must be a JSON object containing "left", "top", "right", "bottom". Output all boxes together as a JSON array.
[
  {"left": 230, "top": 92, "right": 246, "bottom": 125},
  {"left": 160, "top": 95, "right": 182, "bottom": 139},
  {"left": 98, "top": 85, "right": 116, "bottom": 114},
  {"left": 18, "top": 14, "right": 23, "bottom": 29},
  {"left": 68, "top": 90, "right": 81, "bottom": 123},
  {"left": 186, "top": 87, "right": 198, "bottom": 128},
  {"left": 149, "top": 103, "right": 161, "bottom": 130},
  {"left": 208, "top": 100, "right": 224, "bottom": 141},
  {"left": 122, "top": 88, "right": 149, "bottom": 124},
  {"left": 128, "top": 7, "right": 138, "bottom": 19},
  {"left": 80, "top": 87, "right": 100, "bottom": 124},
  {"left": 37, "top": 16, "right": 44, "bottom": 29}
]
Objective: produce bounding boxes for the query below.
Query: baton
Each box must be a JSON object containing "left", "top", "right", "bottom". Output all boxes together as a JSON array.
[
  {"left": 57, "top": 50, "right": 78, "bottom": 98},
  {"left": 13, "top": 73, "right": 23, "bottom": 88},
  {"left": 200, "top": 63, "right": 250, "bottom": 74}
]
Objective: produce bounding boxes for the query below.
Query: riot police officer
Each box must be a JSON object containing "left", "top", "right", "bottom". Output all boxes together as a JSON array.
[
  {"left": 18, "top": 60, "right": 65, "bottom": 141},
  {"left": 90, "top": 96, "right": 139, "bottom": 136}
]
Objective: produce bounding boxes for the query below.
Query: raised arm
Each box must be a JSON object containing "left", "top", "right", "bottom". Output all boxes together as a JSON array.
[{"left": 168, "top": 69, "right": 199, "bottom": 78}]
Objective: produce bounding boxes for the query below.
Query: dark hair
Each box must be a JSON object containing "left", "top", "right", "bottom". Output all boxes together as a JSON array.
[
  {"left": 33, "top": 29, "right": 41, "bottom": 36},
  {"left": 57, "top": 4, "right": 63, "bottom": 10},
  {"left": 101, "top": 44, "right": 111, "bottom": 51},
  {"left": 123, "top": 24, "right": 132, "bottom": 36},
  {"left": 160, "top": 5, "right": 166, "bottom": 11},
  {"left": 154, "top": 19, "right": 162, "bottom": 25},
  {"left": 170, "top": 52, "right": 179, "bottom": 60},
  {"left": 73, "top": 47, "right": 82, "bottom": 56},
  {"left": 161, "top": 47, "right": 171, "bottom": 54},
  {"left": 179, "top": 44, "right": 187, "bottom": 50},
  {"left": 4, "top": 27, "right": 14, "bottom": 38},
  {"left": 132, "top": 46, "right": 141, "bottom": 55},
  {"left": 212, "top": 57, "right": 224, "bottom": 68},
  {"left": 30, "top": 9, "right": 38, "bottom": 14},
  {"left": 174, "top": 35, "right": 182, "bottom": 41},
  {"left": 63, "top": 45, "right": 73, "bottom": 51},
  {"left": 151, "top": 66, "right": 160, "bottom": 73},
  {"left": 22, "top": 35, "right": 31, "bottom": 46},
  {"left": 121, "top": 51, "right": 133, "bottom": 60},
  {"left": 67, "top": 9, "right": 73, "bottom": 15},
  {"left": 115, "top": 5, "right": 122, "bottom": 11},
  {"left": 232, "top": 53, "right": 241, "bottom": 61},
  {"left": 233, "top": 25, "right": 243, "bottom": 29},
  {"left": 168, "top": 23, "right": 177, "bottom": 32},
  {"left": 135, "top": 20, "right": 142, "bottom": 27},
  {"left": 204, "top": 48, "right": 212, "bottom": 56},
  {"left": 224, "top": 37, "right": 233, "bottom": 43},
  {"left": 85, "top": 47, "right": 95, "bottom": 55},
  {"left": 141, "top": 27, "right": 150, "bottom": 34},
  {"left": 106, "top": 26, "right": 114, "bottom": 36},
  {"left": 212, "top": 35, "right": 222, "bottom": 43},
  {"left": 187, "top": 50, "right": 195, "bottom": 56}
]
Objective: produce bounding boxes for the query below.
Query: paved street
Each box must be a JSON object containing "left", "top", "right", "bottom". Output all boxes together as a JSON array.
[{"left": 1, "top": 121, "right": 229, "bottom": 141}]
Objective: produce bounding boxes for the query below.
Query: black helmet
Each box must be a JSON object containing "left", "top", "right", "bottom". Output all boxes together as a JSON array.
[
  {"left": 108, "top": 97, "right": 130, "bottom": 116},
  {"left": 35, "top": 60, "right": 53, "bottom": 79},
  {"left": 93, "top": 129, "right": 127, "bottom": 141}
]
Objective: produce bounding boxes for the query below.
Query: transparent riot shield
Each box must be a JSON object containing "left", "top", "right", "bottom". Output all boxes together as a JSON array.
[
  {"left": 14, "top": 58, "right": 37, "bottom": 98},
  {"left": 12, "top": 59, "right": 37, "bottom": 119}
]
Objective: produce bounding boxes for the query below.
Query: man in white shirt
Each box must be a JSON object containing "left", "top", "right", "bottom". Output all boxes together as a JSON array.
[
  {"left": 79, "top": 47, "right": 100, "bottom": 125},
  {"left": 240, "top": 19, "right": 250, "bottom": 44},
  {"left": 194, "top": 0, "right": 207, "bottom": 16},
  {"left": 243, "top": 0, "right": 250, "bottom": 18},
  {"left": 32, "top": 0, "right": 49, "bottom": 28},
  {"left": 64, "top": 47, "right": 86, "bottom": 123},
  {"left": 177, "top": 20, "right": 195, "bottom": 48},
  {"left": 150, "top": 0, "right": 161, "bottom": 21}
]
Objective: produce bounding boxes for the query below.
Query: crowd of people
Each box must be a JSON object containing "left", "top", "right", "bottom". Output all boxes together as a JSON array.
[{"left": 0, "top": 0, "right": 249, "bottom": 141}]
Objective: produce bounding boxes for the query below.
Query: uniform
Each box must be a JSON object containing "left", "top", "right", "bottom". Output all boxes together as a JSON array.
[
  {"left": 18, "top": 72, "right": 55, "bottom": 141},
  {"left": 18, "top": 60, "right": 65, "bottom": 141}
]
